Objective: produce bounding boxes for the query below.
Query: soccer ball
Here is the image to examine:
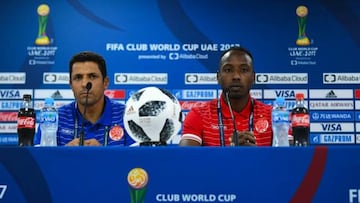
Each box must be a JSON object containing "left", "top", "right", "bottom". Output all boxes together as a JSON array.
[{"left": 123, "top": 86, "right": 182, "bottom": 145}]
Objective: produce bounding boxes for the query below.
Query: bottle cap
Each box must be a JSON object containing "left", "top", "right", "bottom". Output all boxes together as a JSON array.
[
  {"left": 23, "top": 94, "right": 32, "bottom": 101},
  {"left": 44, "top": 97, "right": 54, "bottom": 106},
  {"left": 295, "top": 93, "right": 304, "bottom": 100},
  {"left": 274, "top": 97, "right": 285, "bottom": 106}
]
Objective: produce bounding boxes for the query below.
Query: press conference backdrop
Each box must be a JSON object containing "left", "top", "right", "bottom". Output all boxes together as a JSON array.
[{"left": 0, "top": 0, "right": 360, "bottom": 145}]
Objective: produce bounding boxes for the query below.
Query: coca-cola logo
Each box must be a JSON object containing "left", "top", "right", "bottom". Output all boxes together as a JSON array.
[
  {"left": 180, "top": 101, "right": 206, "bottom": 111},
  {"left": 17, "top": 117, "right": 35, "bottom": 128},
  {"left": 291, "top": 114, "right": 310, "bottom": 127},
  {"left": 104, "top": 90, "right": 125, "bottom": 99},
  {"left": 0, "top": 112, "right": 18, "bottom": 122}
]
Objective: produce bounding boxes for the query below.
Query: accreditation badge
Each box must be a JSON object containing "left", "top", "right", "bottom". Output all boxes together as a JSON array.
[
  {"left": 109, "top": 125, "right": 124, "bottom": 141},
  {"left": 255, "top": 117, "right": 269, "bottom": 133}
]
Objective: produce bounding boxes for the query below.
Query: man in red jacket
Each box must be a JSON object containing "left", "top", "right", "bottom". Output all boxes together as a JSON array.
[{"left": 180, "top": 46, "right": 273, "bottom": 146}]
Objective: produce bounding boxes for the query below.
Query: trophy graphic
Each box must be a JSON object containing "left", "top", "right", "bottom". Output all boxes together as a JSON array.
[
  {"left": 296, "top": 5, "right": 310, "bottom": 46},
  {"left": 128, "top": 168, "right": 149, "bottom": 203},
  {"left": 35, "top": 4, "right": 50, "bottom": 45}
]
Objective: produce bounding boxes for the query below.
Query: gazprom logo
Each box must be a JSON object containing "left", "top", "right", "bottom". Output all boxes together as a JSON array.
[{"left": 182, "top": 89, "right": 217, "bottom": 99}]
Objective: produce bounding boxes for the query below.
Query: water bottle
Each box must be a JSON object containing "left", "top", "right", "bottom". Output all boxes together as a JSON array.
[
  {"left": 40, "top": 98, "right": 58, "bottom": 146},
  {"left": 271, "top": 97, "right": 290, "bottom": 147},
  {"left": 291, "top": 93, "right": 310, "bottom": 146}
]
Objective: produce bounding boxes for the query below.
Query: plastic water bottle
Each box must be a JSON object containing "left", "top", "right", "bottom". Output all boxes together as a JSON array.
[
  {"left": 271, "top": 97, "right": 290, "bottom": 147},
  {"left": 40, "top": 98, "right": 58, "bottom": 146}
]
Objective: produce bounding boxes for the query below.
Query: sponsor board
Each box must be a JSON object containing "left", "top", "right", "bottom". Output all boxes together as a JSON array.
[
  {"left": 356, "top": 123, "right": 360, "bottom": 132},
  {"left": 355, "top": 101, "right": 360, "bottom": 110},
  {"left": 0, "top": 100, "right": 23, "bottom": 110},
  {"left": 0, "top": 112, "right": 18, "bottom": 122},
  {"left": 310, "top": 134, "right": 355, "bottom": 144},
  {"left": 323, "top": 73, "right": 360, "bottom": 84},
  {"left": 250, "top": 89, "right": 262, "bottom": 99},
  {"left": 0, "top": 89, "right": 33, "bottom": 99},
  {"left": 0, "top": 73, "right": 26, "bottom": 84},
  {"left": 309, "top": 100, "right": 354, "bottom": 110},
  {"left": 356, "top": 134, "right": 360, "bottom": 144},
  {"left": 34, "top": 100, "right": 72, "bottom": 110},
  {"left": 114, "top": 73, "right": 167, "bottom": 84},
  {"left": 263, "top": 89, "right": 307, "bottom": 99},
  {"left": 310, "top": 122, "right": 354, "bottom": 132},
  {"left": 180, "top": 101, "right": 207, "bottom": 111},
  {"left": 355, "top": 112, "right": 360, "bottom": 121},
  {"left": 263, "top": 100, "right": 297, "bottom": 110},
  {"left": 0, "top": 123, "right": 17, "bottom": 133},
  {"left": 34, "top": 89, "right": 74, "bottom": 99},
  {"left": 310, "top": 111, "right": 354, "bottom": 122},
  {"left": 0, "top": 134, "right": 18, "bottom": 145},
  {"left": 216, "top": 89, "right": 262, "bottom": 99},
  {"left": 180, "top": 89, "right": 217, "bottom": 100},
  {"left": 355, "top": 89, "right": 360, "bottom": 99},
  {"left": 43, "top": 72, "right": 69, "bottom": 84},
  {"left": 185, "top": 73, "right": 217, "bottom": 84},
  {"left": 104, "top": 90, "right": 126, "bottom": 99},
  {"left": 309, "top": 89, "right": 353, "bottom": 99},
  {"left": 255, "top": 73, "right": 308, "bottom": 84}
]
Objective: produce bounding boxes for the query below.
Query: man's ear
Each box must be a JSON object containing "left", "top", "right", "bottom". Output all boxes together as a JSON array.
[
  {"left": 104, "top": 76, "right": 110, "bottom": 89},
  {"left": 252, "top": 71, "right": 256, "bottom": 85},
  {"left": 216, "top": 70, "right": 220, "bottom": 85}
]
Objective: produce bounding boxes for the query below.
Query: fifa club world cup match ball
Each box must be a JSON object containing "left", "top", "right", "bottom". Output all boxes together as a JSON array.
[{"left": 124, "top": 86, "right": 182, "bottom": 145}]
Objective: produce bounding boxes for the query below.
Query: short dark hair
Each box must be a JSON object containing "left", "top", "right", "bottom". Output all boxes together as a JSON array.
[
  {"left": 69, "top": 51, "right": 107, "bottom": 79},
  {"left": 218, "top": 46, "right": 254, "bottom": 69}
]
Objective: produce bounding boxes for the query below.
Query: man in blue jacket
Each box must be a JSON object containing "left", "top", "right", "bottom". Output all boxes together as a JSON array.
[{"left": 34, "top": 51, "right": 135, "bottom": 146}]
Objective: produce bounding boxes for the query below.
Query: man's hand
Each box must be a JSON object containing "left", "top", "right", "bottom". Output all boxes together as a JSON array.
[
  {"left": 65, "top": 138, "right": 101, "bottom": 146},
  {"left": 84, "top": 138, "right": 101, "bottom": 146},
  {"left": 229, "top": 131, "right": 256, "bottom": 146}
]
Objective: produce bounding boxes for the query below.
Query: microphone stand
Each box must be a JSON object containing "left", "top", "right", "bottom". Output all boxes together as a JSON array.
[
  {"left": 79, "top": 82, "right": 92, "bottom": 146},
  {"left": 225, "top": 91, "right": 239, "bottom": 146}
]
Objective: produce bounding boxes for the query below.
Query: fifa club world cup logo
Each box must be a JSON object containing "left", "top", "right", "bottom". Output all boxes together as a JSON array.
[
  {"left": 128, "top": 168, "right": 149, "bottom": 203},
  {"left": 296, "top": 5, "right": 310, "bottom": 46},
  {"left": 35, "top": 4, "right": 50, "bottom": 45}
]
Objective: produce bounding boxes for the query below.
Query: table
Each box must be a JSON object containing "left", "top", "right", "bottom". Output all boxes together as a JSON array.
[{"left": 0, "top": 146, "right": 359, "bottom": 203}]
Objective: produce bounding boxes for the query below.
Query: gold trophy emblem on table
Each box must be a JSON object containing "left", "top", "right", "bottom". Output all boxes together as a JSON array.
[
  {"left": 296, "top": 5, "right": 310, "bottom": 46},
  {"left": 35, "top": 4, "right": 50, "bottom": 45}
]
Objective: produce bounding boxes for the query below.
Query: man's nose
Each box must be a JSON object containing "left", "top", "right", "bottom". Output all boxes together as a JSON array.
[
  {"left": 232, "top": 71, "right": 242, "bottom": 80},
  {"left": 81, "top": 77, "right": 90, "bottom": 87}
]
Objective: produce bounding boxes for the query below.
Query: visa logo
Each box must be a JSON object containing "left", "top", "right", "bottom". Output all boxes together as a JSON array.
[
  {"left": 275, "top": 90, "right": 295, "bottom": 98},
  {"left": 0, "top": 90, "right": 20, "bottom": 98},
  {"left": 321, "top": 123, "right": 342, "bottom": 131}
]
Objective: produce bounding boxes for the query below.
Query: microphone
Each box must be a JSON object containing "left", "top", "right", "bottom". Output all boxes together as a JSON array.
[
  {"left": 225, "top": 90, "right": 239, "bottom": 146},
  {"left": 79, "top": 82, "right": 92, "bottom": 146}
]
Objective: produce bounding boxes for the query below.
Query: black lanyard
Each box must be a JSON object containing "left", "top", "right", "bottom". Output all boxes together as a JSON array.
[
  {"left": 74, "top": 116, "right": 110, "bottom": 146},
  {"left": 73, "top": 103, "right": 111, "bottom": 146},
  {"left": 217, "top": 97, "right": 254, "bottom": 146}
]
